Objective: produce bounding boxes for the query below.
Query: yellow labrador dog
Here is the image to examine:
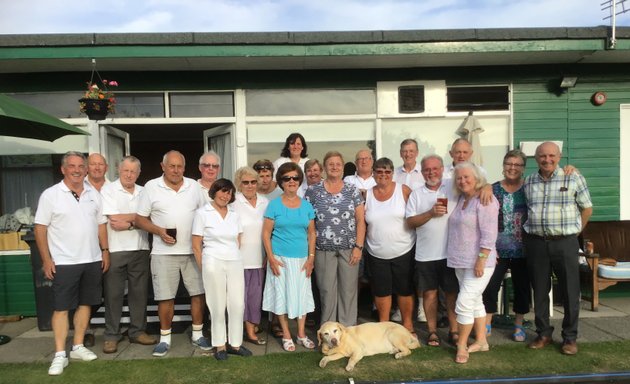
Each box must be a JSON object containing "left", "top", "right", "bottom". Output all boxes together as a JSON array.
[{"left": 317, "top": 321, "right": 420, "bottom": 371}]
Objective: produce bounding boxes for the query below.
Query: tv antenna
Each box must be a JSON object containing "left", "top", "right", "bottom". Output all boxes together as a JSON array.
[{"left": 602, "top": 0, "right": 629, "bottom": 48}]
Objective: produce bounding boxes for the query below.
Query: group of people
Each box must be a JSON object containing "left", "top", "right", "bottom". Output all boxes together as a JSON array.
[{"left": 34, "top": 131, "right": 592, "bottom": 375}]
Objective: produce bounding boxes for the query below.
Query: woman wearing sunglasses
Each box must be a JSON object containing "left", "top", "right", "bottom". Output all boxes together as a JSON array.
[
  {"left": 232, "top": 166, "right": 269, "bottom": 346},
  {"left": 192, "top": 178, "right": 251, "bottom": 361},
  {"left": 304, "top": 151, "right": 366, "bottom": 327},
  {"left": 261, "top": 162, "right": 316, "bottom": 352}
]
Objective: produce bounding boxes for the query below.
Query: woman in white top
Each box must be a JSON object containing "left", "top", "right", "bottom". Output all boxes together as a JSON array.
[
  {"left": 232, "top": 167, "right": 269, "bottom": 345},
  {"left": 192, "top": 178, "right": 252, "bottom": 361},
  {"left": 272, "top": 133, "right": 309, "bottom": 179},
  {"left": 364, "top": 157, "right": 416, "bottom": 336}
]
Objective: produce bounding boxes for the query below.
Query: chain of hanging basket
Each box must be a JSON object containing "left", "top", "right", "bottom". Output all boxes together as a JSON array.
[{"left": 79, "top": 59, "right": 117, "bottom": 120}]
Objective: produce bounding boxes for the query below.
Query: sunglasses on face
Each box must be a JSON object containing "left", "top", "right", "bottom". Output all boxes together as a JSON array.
[
  {"left": 219, "top": 187, "right": 233, "bottom": 194},
  {"left": 200, "top": 163, "right": 220, "bottom": 169},
  {"left": 374, "top": 169, "right": 393, "bottom": 175},
  {"left": 254, "top": 165, "right": 272, "bottom": 171},
  {"left": 241, "top": 180, "right": 258, "bottom": 185},
  {"left": 281, "top": 176, "right": 300, "bottom": 182}
]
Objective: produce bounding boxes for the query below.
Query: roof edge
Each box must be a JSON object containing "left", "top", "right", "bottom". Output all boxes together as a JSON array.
[{"left": 1, "top": 26, "right": 629, "bottom": 47}]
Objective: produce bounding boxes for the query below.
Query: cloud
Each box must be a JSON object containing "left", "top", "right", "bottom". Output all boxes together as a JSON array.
[{"left": 0, "top": 0, "right": 627, "bottom": 34}]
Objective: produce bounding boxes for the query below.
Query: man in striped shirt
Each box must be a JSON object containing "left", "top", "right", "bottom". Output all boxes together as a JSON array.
[{"left": 523, "top": 141, "right": 592, "bottom": 356}]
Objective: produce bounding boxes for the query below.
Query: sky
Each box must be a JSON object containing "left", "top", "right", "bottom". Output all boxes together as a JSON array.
[{"left": 1, "top": 0, "right": 629, "bottom": 34}]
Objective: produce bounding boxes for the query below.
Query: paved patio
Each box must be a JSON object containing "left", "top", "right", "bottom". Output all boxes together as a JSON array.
[{"left": 1, "top": 296, "right": 629, "bottom": 364}]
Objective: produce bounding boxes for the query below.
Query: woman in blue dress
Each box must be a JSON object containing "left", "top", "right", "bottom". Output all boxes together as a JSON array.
[{"left": 261, "top": 162, "right": 316, "bottom": 352}]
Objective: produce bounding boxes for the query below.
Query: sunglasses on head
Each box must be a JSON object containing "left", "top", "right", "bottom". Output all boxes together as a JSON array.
[
  {"left": 280, "top": 175, "right": 300, "bottom": 182},
  {"left": 200, "top": 163, "right": 220, "bottom": 169},
  {"left": 241, "top": 180, "right": 258, "bottom": 185},
  {"left": 254, "top": 164, "right": 272, "bottom": 171}
]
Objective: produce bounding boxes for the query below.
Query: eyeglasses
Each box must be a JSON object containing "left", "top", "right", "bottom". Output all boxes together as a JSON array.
[
  {"left": 356, "top": 157, "right": 371, "bottom": 162},
  {"left": 280, "top": 176, "right": 300, "bottom": 182},
  {"left": 374, "top": 169, "right": 393, "bottom": 175},
  {"left": 200, "top": 163, "right": 220, "bottom": 169},
  {"left": 254, "top": 164, "right": 272, "bottom": 171},
  {"left": 503, "top": 162, "right": 525, "bottom": 168},
  {"left": 241, "top": 180, "right": 258, "bottom": 185}
]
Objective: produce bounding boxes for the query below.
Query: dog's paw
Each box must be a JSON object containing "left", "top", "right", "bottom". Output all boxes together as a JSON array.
[
  {"left": 345, "top": 364, "right": 355, "bottom": 372},
  {"left": 319, "top": 358, "right": 329, "bottom": 368}
]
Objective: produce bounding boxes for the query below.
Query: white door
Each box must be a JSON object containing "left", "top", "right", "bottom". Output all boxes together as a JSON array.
[
  {"left": 100, "top": 125, "right": 130, "bottom": 181},
  {"left": 204, "top": 124, "right": 234, "bottom": 180}
]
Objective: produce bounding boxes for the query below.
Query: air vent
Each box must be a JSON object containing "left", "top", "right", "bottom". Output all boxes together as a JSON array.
[
  {"left": 398, "top": 86, "right": 425, "bottom": 114},
  {"left": 377, "top": 81, "right": 446, "bottom": 118}
]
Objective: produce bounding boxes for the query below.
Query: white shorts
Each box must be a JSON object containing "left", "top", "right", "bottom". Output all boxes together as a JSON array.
[{"left": 151, "top": 254, "right": 204, "bottom": 301}]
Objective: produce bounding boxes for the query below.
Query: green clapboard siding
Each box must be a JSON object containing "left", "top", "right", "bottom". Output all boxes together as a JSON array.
[{"left": 513, "top": 79, "right": 630, "bottom": 221}]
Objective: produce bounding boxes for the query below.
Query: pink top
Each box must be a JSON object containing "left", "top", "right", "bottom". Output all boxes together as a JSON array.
[{"left": 446, "top": 194, "right": 499, "bottom": 269}]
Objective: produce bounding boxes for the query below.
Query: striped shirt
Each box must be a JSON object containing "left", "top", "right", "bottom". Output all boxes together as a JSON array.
[{"left": 523, "top": 167, "right": 592, "bottom": 237}]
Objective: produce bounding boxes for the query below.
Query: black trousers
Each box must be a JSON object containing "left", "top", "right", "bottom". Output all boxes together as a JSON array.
[
  {"left": 524, "top": 234, "right": 580, "bottom": 341},
  {"left": 482, "top": 257, "right": 531, "bottom": 315}
]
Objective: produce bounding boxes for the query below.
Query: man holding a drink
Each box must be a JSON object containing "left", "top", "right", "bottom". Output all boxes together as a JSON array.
[
  {"left": 135, "top": 150, "right": 210, "bottom": 357},
  {"left": 405, "top": 154, "right": 460, "bottom": 346}
]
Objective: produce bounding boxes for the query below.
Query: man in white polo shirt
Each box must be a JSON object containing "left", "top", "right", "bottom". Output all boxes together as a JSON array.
[
  {"left": 394, "top": 138, "right": 424, "bottom": 191},
  {"left": 135, "top": 150, "right": 210, "bottom": 357},
  {"left": 101, "top": 156, "right": 156, "bottom": 354},
  {"left": 405, "top": 154, "right": 459, "bottom": 346},
  {"left": 197, "top": 151, "right": 221, "bottom": 204},
  {"left": 34, "top": 151, "right": 110, "bottom": 376},
  {"left": 344, "top": 148, "right": 376, "bottom": 198},
  {"left": 443, "top": 138, "right": 488, "bottom": 180}
]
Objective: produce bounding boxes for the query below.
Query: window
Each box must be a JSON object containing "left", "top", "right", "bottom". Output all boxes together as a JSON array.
[
  {"left": 169, "top": 92, "right": 234, "bottom": 117},
  {"left": 447, "top": 86, "right": 509, "bottom": 112},
  {"left": 246, "top": 89, "right": 376, "bottom": 116},
  {"left": 116, "top": 93, "right": 165, "bottom": 118},
  {"left": 8, "top": 92, "right": 83, "bottom": 119}
]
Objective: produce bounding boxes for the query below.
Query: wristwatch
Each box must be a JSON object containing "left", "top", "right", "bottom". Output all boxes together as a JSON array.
[{"left": 354, "top": 244, "right": 364, "bottom": 251}]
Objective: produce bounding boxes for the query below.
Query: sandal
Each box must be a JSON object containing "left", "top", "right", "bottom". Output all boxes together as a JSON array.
[
  {"left": 282, "top": 338, "right": 295, "bottom": 352},
  {"left": 486, "top": 324, "right": 492, "bottom": 336},
  {"left": 296, "top": 336, "right": 315, "bottom": 349},
  {"left": 513, "top": 325, "right": 527, "bottom": 342},
  {"left": 427, "top": 332, "right": 440, "bottom": 347},
  {"left": 448, "top": 331, "right": 459, "bottom": 345},
  {"left": 271, "top": 324, "right": 284, "bottom": 338},
  {"left": 455, "top": 346, "right": 469, "bottom": 364},
  {"left": 245, "top": 336, "right": 267, "bottom": 345},
  {"left": 467, "top": 342, "right": 490, "bottom": 353}
]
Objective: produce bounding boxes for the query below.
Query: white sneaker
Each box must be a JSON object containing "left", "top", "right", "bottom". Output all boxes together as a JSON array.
[
  {"left": 417, "top": 304, "right": 427, "bottom": 322},
  {"left": 69, "top": 345, "right": 97, "bottom": 361},
  {"left": 48, "top": 356, "right": 68, "bottom": 375},
  {"left": 391, "top": 309, "right": 402, "bottom": 322}
]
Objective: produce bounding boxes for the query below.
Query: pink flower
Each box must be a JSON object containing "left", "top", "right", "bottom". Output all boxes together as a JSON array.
[{"left": 108, "top": 81, "right": 118, "bottom": 86}]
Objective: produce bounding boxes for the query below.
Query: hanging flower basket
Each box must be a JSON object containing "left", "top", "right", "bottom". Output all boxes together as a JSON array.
[
  {"left": 79, "top": 77, "right": 118, "bottom": 120},
  {"left": 79, "top": 98, "right": 111, "bottom": 121}
]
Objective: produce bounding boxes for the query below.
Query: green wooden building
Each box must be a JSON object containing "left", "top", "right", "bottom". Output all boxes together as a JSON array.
[{"left": 0, "top": 27, "right": 629, "bottom": 221}]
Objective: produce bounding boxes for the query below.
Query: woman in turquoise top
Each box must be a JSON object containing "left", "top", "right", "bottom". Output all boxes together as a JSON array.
[
  {"left": 261, "top": 162, "right": 316, "bottom": 352},
  {"left": 482, "top": 150, "right": 531, "bottom": 342}
]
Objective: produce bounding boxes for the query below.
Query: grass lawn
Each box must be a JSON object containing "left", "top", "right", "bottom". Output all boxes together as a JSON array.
[{"left": 3, "top": 341, "right": 630, "bottom": 384}]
